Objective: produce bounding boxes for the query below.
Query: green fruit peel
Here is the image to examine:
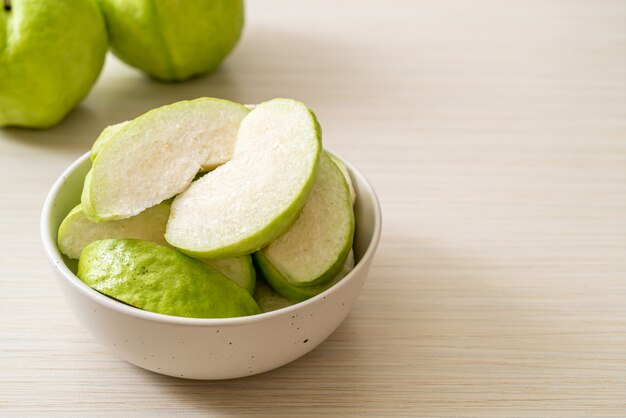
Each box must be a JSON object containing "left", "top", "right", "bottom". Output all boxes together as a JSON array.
[{"left": 78, "top": 239, "right": 261, "bottom": 318}]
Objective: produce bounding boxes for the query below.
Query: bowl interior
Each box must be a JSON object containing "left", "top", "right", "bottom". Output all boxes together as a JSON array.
[{"left": 42, "top": 152, "right": 381, "bottom": 319}]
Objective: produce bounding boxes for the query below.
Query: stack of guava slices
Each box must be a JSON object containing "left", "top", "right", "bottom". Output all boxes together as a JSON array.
[{"left": 57, "top": 98, "right": 356, "bottom": 319}]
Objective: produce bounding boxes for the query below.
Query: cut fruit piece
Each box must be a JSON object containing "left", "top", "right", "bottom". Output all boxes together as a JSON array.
[
  {"left": 82, "top": 98, "right": 250, "bottom": 222},
  {"left": 90, "top": 119, "right": 234, "bottom": 172},
  {"left": 328, "top": 154, "right": 356, "bottom": 205},
  {"left": 58, "top": 203, "right": 170, "bottom": 259},
  {"left": 166, "top": 98, "right": 322, "bottom": 259},
  {"left": 257, "top": 251, "right": 355, "bottom": 303},
  {"left": 203, "top": 256, "right": 256, "bottom": 295},
  {"left": 78, "top": 239, "right": 261, "bottom": 318},
  {"left": 253, "top": 152, "right": 354, "bottom": 288},
  {"left": 253, "top": 276, "right": 294, "bottom": 312},
  {"left": 90, "top": 121, "right": 129, "bottom": 161},
  {"left": 57, "top": 202, "right": 253, "bottom": 291}
]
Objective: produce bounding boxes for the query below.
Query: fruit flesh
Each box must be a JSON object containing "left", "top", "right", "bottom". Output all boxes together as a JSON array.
[
  {"left": 82, "top": 98, "right": 249, "bottom": 222},
  {"left": 166, "top": 98, "right": 322, "bottom": 259},
  {"left": 89, "top": 118, "right": 237, "bottom": 171},
  {"left": 90, "top": 121, "right": 129, "bottom": 161},
  {"left": 256, "top": 152, "right": 354, "bottom": 287},
  {"left": 58, "top": 203, "right": 170, "bottom": 259}
]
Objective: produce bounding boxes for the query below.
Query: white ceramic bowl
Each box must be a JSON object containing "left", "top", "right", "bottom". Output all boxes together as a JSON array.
[{"left": 41, "top": 152, "right": 381, "bottom": 380}]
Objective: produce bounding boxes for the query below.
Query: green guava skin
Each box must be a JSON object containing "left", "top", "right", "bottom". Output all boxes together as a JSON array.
[
  {"left": 98, "top": 0, "right": 244, "bottom": 82},
  {"left": 204, "top": 255, "right": 256, "bottom": 295},
  {"left": 254, "top": 252, "right": 354, "bottom": 303},
  {"left": 78, "top": 239, "right": 261, "bottom": 318},
  {"left": 0, "top": 0, "right": 108, "bottom": 128},
  {"left": 253, "top": 251, "right": 343, "bottom": 303},
  {"left": 253, "top": 276, "right": 294, "bottom": 313}
]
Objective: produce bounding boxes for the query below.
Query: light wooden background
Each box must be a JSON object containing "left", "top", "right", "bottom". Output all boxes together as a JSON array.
[{"left": 1, "top": 0, "right": 625, "bottom": 416}]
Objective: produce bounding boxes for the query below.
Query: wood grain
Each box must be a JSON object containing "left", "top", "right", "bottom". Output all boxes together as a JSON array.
[{"left": 1, "top": 0, "right": 625, "bottom": 416}]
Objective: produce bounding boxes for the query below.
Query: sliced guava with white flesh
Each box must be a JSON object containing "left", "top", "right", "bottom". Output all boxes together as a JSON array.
[
  {"left": 90, "top": 119, "right": 235, "bottom": 172},
  {"left": 57, "top": 202, "right": 170, "bottom": 259},
  {"left": 81, "top": 98, "right": 250, "bottom": 222},
  {"left": 253, "top": 152, "right": 354, "bottom": 288},
  {"left": 328, "top": 154, "right": 356, "bottom": 205},
  {"left": 257, "top": 251, "right": 355, "bottom": 303},
  {"left": 165, "top": 98, "right": 322, "bottom": 259},
  {"left": 90, "top": 121, "right": 129, "bottom": 161},
  {"left": 203, "top": 255, "right": 256, "bottom": 295}
]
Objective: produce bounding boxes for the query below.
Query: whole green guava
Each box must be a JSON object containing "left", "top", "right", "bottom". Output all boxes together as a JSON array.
[
  {"left": 0, "top": 0, "right": 108, "bottom": 128},
  {"left": 98, "top": 0, "right": 245, "bottom": 82}
]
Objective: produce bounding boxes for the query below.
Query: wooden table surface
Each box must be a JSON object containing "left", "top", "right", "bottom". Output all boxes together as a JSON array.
[{"left": 1, "top": 1, "right": 625, "bottom": 416}]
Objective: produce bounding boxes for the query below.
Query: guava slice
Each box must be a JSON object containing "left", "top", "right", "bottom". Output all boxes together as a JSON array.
[
  {"left": 58, "top": 202, "right": 170, "bottom": 259},
  {"left": 253, "top": 276, "right": 294, "bottom": 313},
  {"left": 78, "top": 239, "right": 261, "bottom": 318},
  {"left": 165, "top": 98, "right": 322, "bottom": 259},
  {"left": 328, "top": 154, "right": 356, "bottom": 205},
  {"left": 90, "top": 121, "right": 129, "bottom": 161},
  {"left": 253, "top": 152, "right": 354, "bottom": 288},
  {"left": 203, "top": 256, "right": 256, "bottom": 295},
  {"left": 258, "top": 251, "right": 355, "bottom": 303},
  {"left": 82, "top": 98, "right": 249, "bottom": 222}
]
